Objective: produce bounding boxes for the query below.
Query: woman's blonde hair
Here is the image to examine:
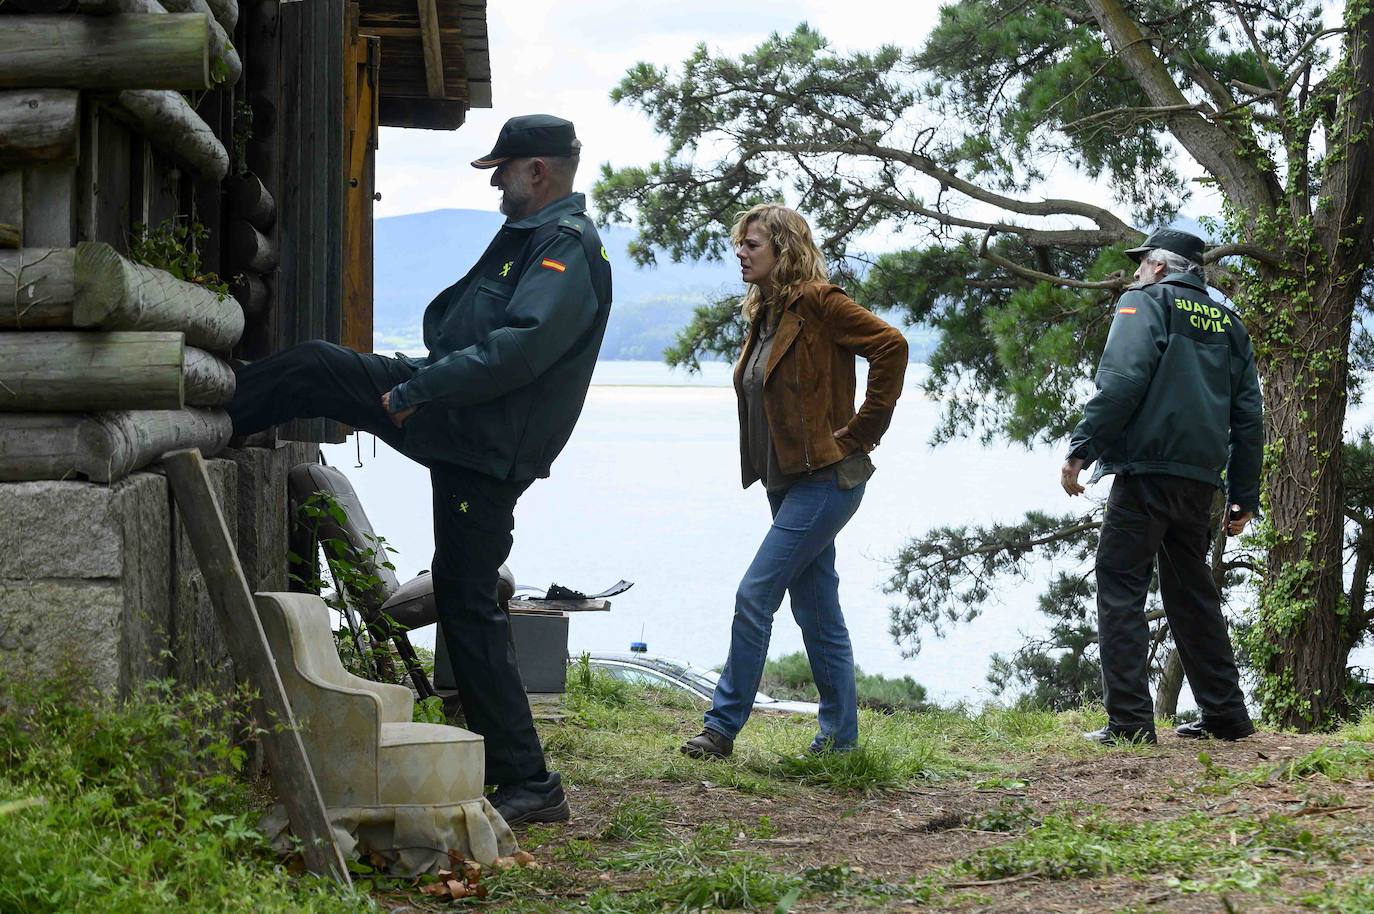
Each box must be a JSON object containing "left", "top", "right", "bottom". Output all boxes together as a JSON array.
[{"left": 730, "top": 204, "right": 828, "bottom": 323}]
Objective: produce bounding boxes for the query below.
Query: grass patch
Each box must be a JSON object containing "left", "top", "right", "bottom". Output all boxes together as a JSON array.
[
  {"left": 958, "top": 809, "right": 1344, "bottom": 884},
  {"left": 1197, "top": 743, "right": 1374, "bottom": 793},
  {"left": 0, "top": 675, "right": 373, "bottom": 914}
]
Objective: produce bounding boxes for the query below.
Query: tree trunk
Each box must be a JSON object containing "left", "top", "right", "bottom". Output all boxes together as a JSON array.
[
  {"left": 1154, "top": 648, "right": 1183, "bottom": 720},
  {"left": 1253, "top": 278, "right": 1356, "bottom": 730}
]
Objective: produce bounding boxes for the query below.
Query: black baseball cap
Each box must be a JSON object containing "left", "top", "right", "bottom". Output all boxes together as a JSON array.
[
  {"left": 1124, "top": 228, "right": 1206, "bottom": 265},
  {"left": 471, "top": 114, "right": 579, "bottom": 168}
]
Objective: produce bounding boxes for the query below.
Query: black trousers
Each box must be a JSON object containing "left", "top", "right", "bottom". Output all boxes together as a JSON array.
[
  {"left": 1096, "top": 474, "right": 1250, "bottom": 728},
  {"left": 229, "top": 340, "right": 548, "bottom": 785}
]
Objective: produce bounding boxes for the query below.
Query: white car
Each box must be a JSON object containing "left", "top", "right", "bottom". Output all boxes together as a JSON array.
[{"left": 579, "top": 652, "right": 820, "bottom": 715}]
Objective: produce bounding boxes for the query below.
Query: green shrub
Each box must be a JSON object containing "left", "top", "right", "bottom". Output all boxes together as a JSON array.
[
  {"left": 759, "top": 651, "right": 933, "bottom": 712},
  {"left": 0, "top": 675, "right": 373, "bottom": 914}
]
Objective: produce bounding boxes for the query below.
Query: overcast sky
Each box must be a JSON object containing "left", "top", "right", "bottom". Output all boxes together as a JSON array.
[{"left": 374, "top": 1, "right": 946, "bottom": 218}]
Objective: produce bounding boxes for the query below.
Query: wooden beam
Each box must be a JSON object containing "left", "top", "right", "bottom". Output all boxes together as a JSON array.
[
  {"left": 378, "top": 95, "right": 466, "bottom": 130},
  {"left": 161, "top": 448, "right": 352, "bottom": 886},
  {"left": 111, "top": 90, "right": 229, "bottom": 183},
  {"left": 0, "top": 91, "right": 80, "bottom": 166},
  {"left": 74, "top": 242, "right": 244, "bottom": 350},
  {"left": 184, "top": 347, "right": 235, "bottom": 406},
  {"left": 203, "top": 0, "right": 238, "bottom": 33},
  {"left": 0, "top": 15, "right": 211, "bottom": 91},
  {"left": 227, "top": 173, "right": 275, "bottom": 231},
  {"left": 80, "top": 0, "right": 240, "bottom": 87},
  {"left": 229, "top": 272, "right": 268, "bottom": 319},
  {"left": 416, "top": 0, "right": 445, "bottom": 98},
  {"left": 228, "top": 221, "right": 279, "bottom": 273},
  {"left": 0, "top": 408, "right": 229, "bottom": 482},
  {"left": 0, "top": 330, "right": 185, "bottom": 411},
  {"left": 0, "top": 248, "right": 76, "bottom": 328}
]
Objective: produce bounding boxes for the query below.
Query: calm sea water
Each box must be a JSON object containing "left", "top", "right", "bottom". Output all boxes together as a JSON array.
[{"left": 322, "top": 360, "right": 1374, "bottom": 707}]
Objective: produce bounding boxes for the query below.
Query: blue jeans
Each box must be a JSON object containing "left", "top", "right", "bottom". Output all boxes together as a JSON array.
[{"left": 704, "top": 474, "right": 865, "bottom": 747}]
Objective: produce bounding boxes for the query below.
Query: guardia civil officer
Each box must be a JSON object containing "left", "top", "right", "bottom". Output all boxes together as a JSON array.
[
  {"left": 228, "top": 115, "right": 612, "bottom": 823},
  {"left": 1061, "top": 228, "right": 1261, "bottom": 745}
]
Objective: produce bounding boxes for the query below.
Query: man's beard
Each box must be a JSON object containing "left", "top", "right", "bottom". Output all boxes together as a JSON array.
[{"left": 499, "top": 172, "right": 534, "bottom": 217}]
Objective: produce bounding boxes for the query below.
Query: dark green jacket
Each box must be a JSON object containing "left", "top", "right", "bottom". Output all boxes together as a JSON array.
[
  {"left": 1068, "top": 273, "right": 1264, "bottom": 511},
  {"left": 387, "top": 192, "right": 612, "bottom": 480}
]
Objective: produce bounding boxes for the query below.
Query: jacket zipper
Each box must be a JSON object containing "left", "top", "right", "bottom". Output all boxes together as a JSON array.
[{"left": 793, "top": 317, "right": 812, "bottom": 473}]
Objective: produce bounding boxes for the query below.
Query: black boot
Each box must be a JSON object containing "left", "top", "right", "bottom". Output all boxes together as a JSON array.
[
  {"left": 1175, "top": 718, "right": 1255, "bottom": 741},
  {"left": 490, "top": 771, "right": 570, "bottom": 826}
]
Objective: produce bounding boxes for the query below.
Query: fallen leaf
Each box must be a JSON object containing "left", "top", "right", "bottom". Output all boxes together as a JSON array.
[
  {"left": 448, "top": 848, "right": 466, "bottom": 872},
  {"left": 492, "top": 856, "right": 516, "bottom": 870},
  {"left": 447, "top": 880, "right": 470, "bottom": 898},
  {"left": 420, "top": 882, "right": 449, "bottom": 897},
  {"left": 513, "top": 850, "right": 536, "bottom": 867},
  {"left": 437, "top": 868, "right": 453, "bottom": 880},
  {"left": 462, "top": 861, "right": 483, "bottom": 882}
]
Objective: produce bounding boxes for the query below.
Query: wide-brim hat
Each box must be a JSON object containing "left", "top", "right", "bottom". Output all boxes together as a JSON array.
[
  {"left": 471, "top": 114, "right": 579, "bottom": 168},
  {"left": 1124, "top": 228, "right": 1206, "bottom": 265}
]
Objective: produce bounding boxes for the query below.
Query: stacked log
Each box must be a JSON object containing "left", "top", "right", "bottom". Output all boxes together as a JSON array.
[{"left": 0, "top": 242, "right": 242, "bottom": 481}]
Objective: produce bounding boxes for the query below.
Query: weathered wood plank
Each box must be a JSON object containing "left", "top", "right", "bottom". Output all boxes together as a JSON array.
[
  {"left": 0, "top": 330, "right": 185, "bottom": 411},
  {"left": 0, "top": 173, "right": 19, "bottom": 243},
  {"left": 0, "top": 248, "right": 76, "bottom": 328},
  {"left": 0, "top": 15, "right": 211, "bottom": 91},
  {"left": 378, "top": 95, "right": 466, "bottom": 130},
  {"left": 162, "top": 448, "right": 352, "bottom": 886},
  {"left": 416, "top": 0, "right": 445, "bottom": 98},
  {"left": 0, "top": 407, "right": 228, "bottom": 482},
  {"left": 0, "top": 91, "right": 80, "bottom": 166},
  {"left": 111, "top": 90, "right": 229, "bottom": 183},
  {"left": 20, "top": 165, "right": 75, "bottom": 247},
  {"left": 508, "top": 598, "right": 612, "bottom": 614},
  {"left": 74, "top": 241, "right": 244, "bottom": 350},
  {"left": 183, "top": 346, "right": 234, "bottom": 405}
]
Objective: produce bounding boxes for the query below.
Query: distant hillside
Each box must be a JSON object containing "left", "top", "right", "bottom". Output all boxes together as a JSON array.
[{"left": 372, "top": 208, "right": 936, "bottom": 361}]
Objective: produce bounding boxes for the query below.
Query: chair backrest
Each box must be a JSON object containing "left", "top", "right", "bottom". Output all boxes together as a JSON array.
[
  {"left": 288, "top": 463, "right": 401, "bottom": 614},
  {"left": 255, "top": 592, "right": 383, "bottom": 807}
]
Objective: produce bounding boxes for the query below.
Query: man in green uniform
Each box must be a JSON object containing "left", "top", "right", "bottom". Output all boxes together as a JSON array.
[
  {"left": 229, "top": 114, "right": 613, "bottom": 822},
  {"left": 1061, "top": 228, "right": 1261, "bottom": 745}
]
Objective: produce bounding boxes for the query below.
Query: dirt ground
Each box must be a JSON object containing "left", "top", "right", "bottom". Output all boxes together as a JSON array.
[{"left": 523, "top": 731, "right": 1368, "bottom": 913}]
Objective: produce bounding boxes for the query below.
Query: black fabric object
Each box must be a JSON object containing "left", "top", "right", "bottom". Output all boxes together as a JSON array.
[
  {"left": 1094, "top": 474, "right": 1251, "bottom": 729},
  {"left": 471, "top": 114, "right": 578, "bottom": 167},
  {"left": 1123, "top": 227, "right": 1206, "bottom": 264},
  {"left": 429, "top": 464, "right": 545, "bottom": 785}
]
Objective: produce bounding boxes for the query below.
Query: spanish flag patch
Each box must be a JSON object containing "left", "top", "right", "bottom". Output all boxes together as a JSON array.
[
  {"left": 1118, "top": 306, "right": 1137, "bottom": 315},
  {"left": 540, "top": 258, "right": 567, "bottom": 272}
]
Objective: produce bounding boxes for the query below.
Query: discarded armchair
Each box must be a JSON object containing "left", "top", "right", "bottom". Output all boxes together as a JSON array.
[{"left": 255, "top": 590, "right": 516, "bottom": 876}]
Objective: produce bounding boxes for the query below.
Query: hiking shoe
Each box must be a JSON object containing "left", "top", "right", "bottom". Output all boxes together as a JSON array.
[
  {"left": 1175, "top": 718, "right": 1255, "bottom": 741},
  {"left": 681, "top": 728, "right": 733, "bottom": 759},
  {"left": 1082, "top": 724, "right": 1158, "bottom": 745},
  {"left": 490, "top": 771, "right": 570, "bottom": 826},
  {"left": 806, "top": 737, "right": 855, "bottom": 755}
]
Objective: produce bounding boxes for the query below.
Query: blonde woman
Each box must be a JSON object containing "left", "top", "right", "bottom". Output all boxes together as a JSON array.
[{"left": 682, "top": 204, "right": 908, "bottom": 759}]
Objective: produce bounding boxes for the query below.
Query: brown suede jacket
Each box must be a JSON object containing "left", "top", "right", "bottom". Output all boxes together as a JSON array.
[{"left": 732, "top": 280, "right": 908, "bottom": 488}]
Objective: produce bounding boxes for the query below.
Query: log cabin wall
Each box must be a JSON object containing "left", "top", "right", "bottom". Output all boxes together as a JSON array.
[
  {"left": 0, "top": 0, "right": 354, "bottom": 695},
  {"left": 0, "top": 0, "right": 489, "bottom": 696}
]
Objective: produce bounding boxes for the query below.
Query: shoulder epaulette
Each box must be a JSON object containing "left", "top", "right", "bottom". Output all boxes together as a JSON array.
[{"left": 556, "top": 216, "right": 585, "bottom": 235}]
